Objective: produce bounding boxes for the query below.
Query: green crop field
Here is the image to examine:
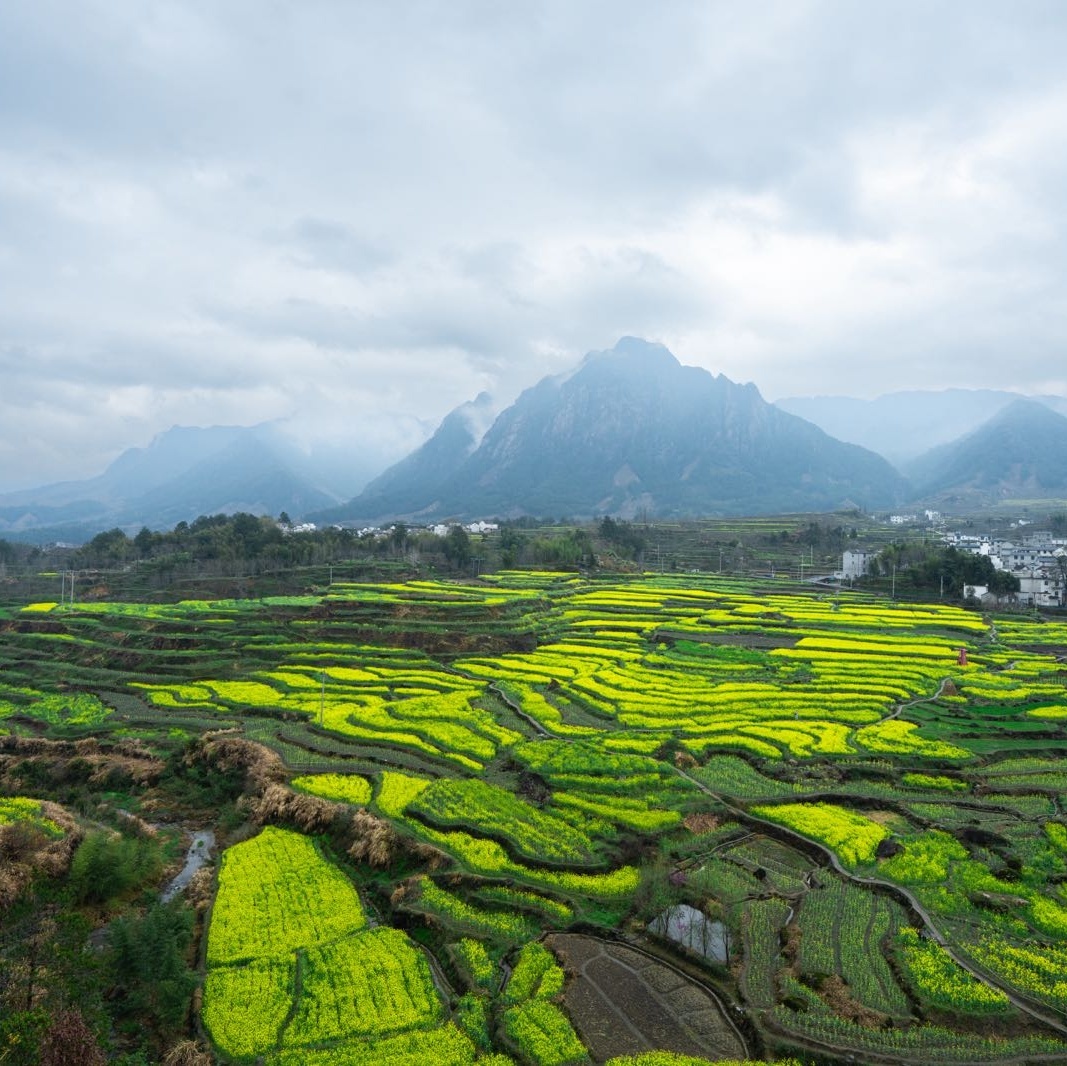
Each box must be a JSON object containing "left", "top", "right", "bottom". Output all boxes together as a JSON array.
[{"left": 7, "top": 569, "right": 1067, "bottom": 1063}]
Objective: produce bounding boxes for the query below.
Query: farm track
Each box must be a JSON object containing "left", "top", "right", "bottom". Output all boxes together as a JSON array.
[
  {"left": 456, "top": 651, "right": 1067, "bottom": 1050},
  {"left": 677, "top": 766, "right": 1067, "bottom": 1041},
  {"left": 486, "top": 681, "right": 550, "bottom": 738},
  {"left": 483, "top": 673, "right": 1067, "bottom": 1055},
  {"left": 878, "top": 675, "right": 953, "bottom": 724}
]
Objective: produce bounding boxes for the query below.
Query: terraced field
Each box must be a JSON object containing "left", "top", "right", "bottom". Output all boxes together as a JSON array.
[{"left": 6, "top": 571, "right": 1067, "bottom": 1063}]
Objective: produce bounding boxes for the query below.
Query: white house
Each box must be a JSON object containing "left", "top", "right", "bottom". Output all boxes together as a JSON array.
[{"left": 841, "top": 551, "right": 874, "bottom": 579}]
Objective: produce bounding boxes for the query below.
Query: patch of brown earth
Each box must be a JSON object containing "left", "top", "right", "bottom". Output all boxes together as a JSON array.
[{"left": 546, "top": 933, "right": 745, "bottom": 1064}]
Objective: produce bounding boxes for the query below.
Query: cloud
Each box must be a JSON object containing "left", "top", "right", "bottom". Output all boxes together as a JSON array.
[{"left": 1, "top": 1, "right": 1066, "bottom": 491}]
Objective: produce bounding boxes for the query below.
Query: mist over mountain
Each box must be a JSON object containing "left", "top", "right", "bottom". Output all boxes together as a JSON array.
[
  {"left": 11, "top": 339, "right": 1067, "bottom": 544},
  {"left": 0, "top": 424, "right": 344, "bottom": 541},
  {"left": 325, "top": 338, "right": 907, "bottom": 524},
  {"left": 320, "top": 393, "right": 498, "bottom": 524},
  {"left": 907, "top": 399, "right": 1067, "bottom": 503},
  {"left": 775, "top": 389, "right": 1067, "bottom": 467}
]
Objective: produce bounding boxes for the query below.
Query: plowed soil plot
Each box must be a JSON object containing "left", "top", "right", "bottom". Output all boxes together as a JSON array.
[{"left": 545, "top": 933, "right": 746, "bottom": 1063}]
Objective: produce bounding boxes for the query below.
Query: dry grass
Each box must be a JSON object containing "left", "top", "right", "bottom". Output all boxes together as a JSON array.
[
  {"left": 0, "top": 800, "right": 81, "bottom": 909},
  {"left": 818, "top": 974, "right": 889, "bottom": 1029},
  {"left": 187, "top": 732, "right": 286, "bottom": 791},
  {"left": 347, "top": 807, "right": 399, "bottom": 867},
  {"left": 0, "top": 735, "right": 162, "bottom": 791},
  {"left": 162, "top": 1040, "right": 213, "bottom": 1066},
  {"left": 245, "top": 783, "right": 343, "bottom": 834}
]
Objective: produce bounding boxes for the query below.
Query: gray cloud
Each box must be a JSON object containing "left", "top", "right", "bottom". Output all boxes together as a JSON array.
[{"left": 2, "top": 1, "right": 1067, "bottom": 491}]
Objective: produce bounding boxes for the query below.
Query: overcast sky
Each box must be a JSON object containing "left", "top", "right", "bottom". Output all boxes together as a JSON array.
[{"left": 2, "top": 1, "right": 1066, "bottom": 492}]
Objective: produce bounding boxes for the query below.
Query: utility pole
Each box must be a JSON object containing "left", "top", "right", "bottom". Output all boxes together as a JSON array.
[
  {"left": 891, "top": 563, "right": 897, "bottom": 600},
  {"left": 319, "top": 671, "right": 326, "bottom": 728}
]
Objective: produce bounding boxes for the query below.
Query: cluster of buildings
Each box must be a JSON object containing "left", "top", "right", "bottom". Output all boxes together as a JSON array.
[
  {"left": 888, "top": 510, "right": 943, "bottom": 525},
  {"left": 841, "top": 530, "right": 1067, "bottom": 607},
  {"left": 429, "top": 521, "right": 499, "bottom": 536},
  {"left": 941, "top": 530, "right": 1067, "bottom": 607}
]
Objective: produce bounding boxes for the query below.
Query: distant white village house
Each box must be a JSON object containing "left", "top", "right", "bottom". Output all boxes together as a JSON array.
[
  {"left": 840, "top": 550, "right": 874, "bottom": 580},
  {"left": 840, "top": 528, "right": 1066, "bottom": 608}
]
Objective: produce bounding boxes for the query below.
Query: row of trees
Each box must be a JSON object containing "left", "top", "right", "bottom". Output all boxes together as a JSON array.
[
  {"left": 866, "top": 544, "right": 1021, "bottom": 598},
  {"left": 67, "top": 513, "right": 614, "bottom": 578}
]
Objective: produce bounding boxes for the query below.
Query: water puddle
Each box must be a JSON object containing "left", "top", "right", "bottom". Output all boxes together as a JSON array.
[{"left": 648, "top": 903, "right": 731, "bottom": 964}]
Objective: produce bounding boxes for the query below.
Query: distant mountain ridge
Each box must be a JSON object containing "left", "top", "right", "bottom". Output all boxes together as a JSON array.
[
  {"left": 323, "top": 338, "right": 908, "bottom": 523},
  {"left": 336, "top": 392, "right": 498, "bottom": 523},
  {"left": 907, "top": 399, "right": 1067, "bottom": 503},
  {"left": 776, "top": 389, "right": 1067, "bottom": 467},
  {"left": 0, "top": 424, "right": 342, "bottom": 540},
  {"left": 8, "top": 339, "right": 1067, "bottom": 543}
]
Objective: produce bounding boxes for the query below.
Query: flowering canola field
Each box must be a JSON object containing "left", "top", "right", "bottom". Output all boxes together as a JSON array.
[{"left": 17, "top": 569, "right": 1067, "bottom": 1063}]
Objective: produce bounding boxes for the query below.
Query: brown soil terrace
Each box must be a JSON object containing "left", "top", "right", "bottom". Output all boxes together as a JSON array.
[{"left": 546, "top": 932, "right": 746, "bottom": 1063}]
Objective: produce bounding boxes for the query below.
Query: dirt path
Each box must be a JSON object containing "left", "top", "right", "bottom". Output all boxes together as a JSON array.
[
  {"left": 878, "top": 675, "right": 952, "bottom": 724},
  {"left": 676, "top": 767, "right": 1067, "bottom": 1039}
]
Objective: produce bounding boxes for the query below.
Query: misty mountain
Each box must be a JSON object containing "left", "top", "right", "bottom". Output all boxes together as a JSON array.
[
  {"left": 326, "top": 338, "right": 908, "bottom": 523},
  {"left": 775, "top": 389, "right": 1067, "bottom": 467},
  {"left": 0, "top": 424, "right": 343, "bottom": 540},
  {"left": 322, "top": 393, "right": 497, "bottom": 523},
  {"left": 908, "top": 399, "right": 1067, "bottom": 502}
]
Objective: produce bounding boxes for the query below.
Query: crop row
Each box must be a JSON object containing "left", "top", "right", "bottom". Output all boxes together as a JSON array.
[
  {"left": 504, "top": 941, "right": 565, "bottom": 1004},
  {"left": 414, "top": 877, "right": 535, "bottom": 942},
  {"left": 750, "top": 802, "right": 887, "bottom": 867},
  {"left": 203, "top": 827, "right": 448, "bottom": 1061},
  {"left": 740, "top": 897, "right": 789, "bottom": 1009},
  {"left": 207, "top": 826, "right": 366, "bottom": 965},
  {"left": 896, "top": 927, "right": 1009, "bottom": 1015},
  {"left": 409, "top": 778, "right": 596, "bottom": 864},
  {"left": 0, "top": 795, "right": 65, "bottom": 837}
]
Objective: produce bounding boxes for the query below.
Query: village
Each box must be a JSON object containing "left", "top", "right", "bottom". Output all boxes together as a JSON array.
[{"left": 842, "top": 524, "right": 1067, "bottom": 608}]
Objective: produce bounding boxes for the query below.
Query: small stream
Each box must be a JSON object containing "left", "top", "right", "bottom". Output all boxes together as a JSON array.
[{"left": 162, "top": 830, "right": 215, "bottom": 903}]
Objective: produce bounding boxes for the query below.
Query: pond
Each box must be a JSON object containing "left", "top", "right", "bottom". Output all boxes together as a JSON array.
[{"left": 648, "top": 903, "right": 731, "bottom": 964}]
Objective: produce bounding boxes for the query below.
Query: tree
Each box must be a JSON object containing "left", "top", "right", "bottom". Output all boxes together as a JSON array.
[
  {"left": 133, "top": 526, "right": 156, "bottom": 556},
  {"left": 78, "top": 528, "right": 132, "bottom": 566},
  {"left": 989, "top": 569, "right": 1020, "bottom": 600},
  {"left": 498, "top": 527, "right": 524, "bottom": 568},
  {"left": 69, "top": 830, "right": 162, "bottom": 904},
  {"left": 0, "top": 1008, "right": 48, "bottom": 1066},
  {"left": 107, "top": 903, "right": 196, "bottom": 1039},
  {"left": 442, "top": 525, "right": 473, "bottom": 568},
  {"left": 389, "top": 523, "right": 409, "bottom": 558}
]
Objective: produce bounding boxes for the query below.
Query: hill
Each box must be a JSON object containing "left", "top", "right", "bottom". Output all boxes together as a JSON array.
[
  {"left": 324, "top": 393, "right": 497, "bottom": 525},
  {"left": 0, "top": 424, "right": 340, "bottom": 540},
  {"left": 908, "top": 398, "right": 1067, "bottom": 502},
  {"left": 776, "top": 389, "right": 1067, "bottom": 467}
]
